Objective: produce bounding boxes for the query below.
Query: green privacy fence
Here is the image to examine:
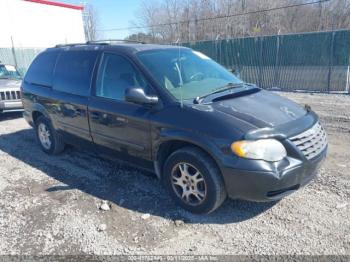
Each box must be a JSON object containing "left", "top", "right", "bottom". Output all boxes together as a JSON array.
[
  {"left": 183, "top": 30, "right": 350, "bottom": 93},
  {"left": 2, "top": 30, "right": 350, "bottom": 93},
  {"left": 0, "top": 47, "right": 43, "bottom": 76}
]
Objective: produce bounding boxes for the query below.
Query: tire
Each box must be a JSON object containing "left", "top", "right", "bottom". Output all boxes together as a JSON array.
[
  {"left": 35, "top": 115, "right": 65, "bottom": 155},
  {"left": 163, "top": 146, "right": 227, "bottom": 214}
]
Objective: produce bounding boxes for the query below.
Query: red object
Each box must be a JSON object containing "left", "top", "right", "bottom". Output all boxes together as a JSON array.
[{"left": 24, "top": 0, "right": 84, "bottom": 10}]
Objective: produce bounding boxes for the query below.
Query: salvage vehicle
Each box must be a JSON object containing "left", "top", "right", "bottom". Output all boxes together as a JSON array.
[
  {"left": 21, "top": 41, "right": 328, "bottom": 213},
  {"left": 0, "top": 63, "right": 23, "bottom": 113}
]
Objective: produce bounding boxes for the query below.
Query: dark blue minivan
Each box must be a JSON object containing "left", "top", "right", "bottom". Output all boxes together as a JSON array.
[{"left": 21, "top": 42, "right": 327, "bottom": 213}]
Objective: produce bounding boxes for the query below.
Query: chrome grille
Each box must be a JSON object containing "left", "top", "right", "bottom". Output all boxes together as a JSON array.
[
  {"left": 0, "top": 90, "right": 21, "bottom": 101},
  {"left": 289, "top": 122, "right": 327, "bottom": 160}
]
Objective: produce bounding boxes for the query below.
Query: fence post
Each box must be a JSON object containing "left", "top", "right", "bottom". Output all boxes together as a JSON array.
[
  {"left": 274, "top": 36, "right": 280, "bottom": 89},
  {"left": 215, "top": 34, "right": 221, "bottom": 64},
  {"left": 346, "top": 55, "right": 350, "bottom": 94},
  {"left": 10, "top": 36, "right": 18, "bottom": 70},
  {"left": 327, "top": 31, "right": 335, "bottom": 93},
  {"left": 258, "top": 37, "right": 263, "bottom": 88}
]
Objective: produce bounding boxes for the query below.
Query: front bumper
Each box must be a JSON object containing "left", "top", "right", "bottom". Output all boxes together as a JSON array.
[
  {"left": 0, "top": 100, "right": 23, "bottom": 112},
  {"left": 222, "top": 147, "right": 327, "bottom": 202}
]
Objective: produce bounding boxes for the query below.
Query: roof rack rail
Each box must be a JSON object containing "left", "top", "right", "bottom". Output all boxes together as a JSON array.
[
  {"left": 86, "top": 39, "right": 145, "bottom": 44},
  {"left": 55, "top": 43, "right": 87, "bottom": 48},
  {"left": 55, "top": 39, "right": 145, "bottom": 48}
]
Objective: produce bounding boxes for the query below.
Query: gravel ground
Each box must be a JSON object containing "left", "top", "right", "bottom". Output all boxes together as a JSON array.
[{"left": 0, "top": 92, "right": 349, "bottom": 256}]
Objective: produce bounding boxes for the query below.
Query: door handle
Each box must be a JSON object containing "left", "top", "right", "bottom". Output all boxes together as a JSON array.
[
  {"left": 116, "top": 116, "right": 127, "bottom": 123},
  {"left": 75, "top": 108, "right": 85, "bottom": 116}
]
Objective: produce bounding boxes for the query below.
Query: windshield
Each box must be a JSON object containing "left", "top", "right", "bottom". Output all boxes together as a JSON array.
[
  {"left": 0, "top": 65, "right": 21, "bottom": 80},
  {"left": 136, "top": 49, "right": 243, "bottom": 101}
]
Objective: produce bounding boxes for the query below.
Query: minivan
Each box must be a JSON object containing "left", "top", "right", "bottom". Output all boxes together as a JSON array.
[{"left": 21, "top": 41, "right": 327, "bottom": 213}]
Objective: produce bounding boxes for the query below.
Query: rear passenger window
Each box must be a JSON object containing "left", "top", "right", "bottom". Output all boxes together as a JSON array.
[
  {"left": 25, "top": 51, "right": 59, "bottom": 87},
  {"left": 53, "top": 51, "right": 98, "bottom": 96}
]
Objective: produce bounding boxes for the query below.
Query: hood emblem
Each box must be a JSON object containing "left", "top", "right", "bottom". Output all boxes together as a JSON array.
[{"left": 280, "top": 106, "right": 297, "bottom": 119}]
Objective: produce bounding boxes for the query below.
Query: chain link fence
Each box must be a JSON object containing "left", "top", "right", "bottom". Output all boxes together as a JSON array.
[
  {"left": 183, "top": 29, "right": 350, "bottom": 93},
  {"left": 0, "top": 47, "right": 43, "bottom": 76}
]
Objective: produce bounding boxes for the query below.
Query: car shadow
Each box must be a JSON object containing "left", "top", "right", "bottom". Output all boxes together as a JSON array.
[
  {"left": 0, "top": 128, "right": 277, "bottom": 224},
  {"left": 0, "top": 111, "right": 23, "bottom": 121}
]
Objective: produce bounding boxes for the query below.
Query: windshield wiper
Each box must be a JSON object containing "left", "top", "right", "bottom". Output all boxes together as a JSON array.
[{"left": 194, "top": 82, "right": 244, "bottom": 104}]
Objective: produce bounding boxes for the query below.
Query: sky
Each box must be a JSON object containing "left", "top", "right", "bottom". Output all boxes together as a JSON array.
[{"left": 65, "top": 0, "right": 143, "bottom": 39}]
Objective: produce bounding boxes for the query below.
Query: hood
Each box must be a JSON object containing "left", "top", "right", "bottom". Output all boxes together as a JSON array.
[
  {"left": 0, "top": 78, "right": 22, "bottom": 89},
  {"left": 212, "top": 90, "right": 307, "bottom": 128}
]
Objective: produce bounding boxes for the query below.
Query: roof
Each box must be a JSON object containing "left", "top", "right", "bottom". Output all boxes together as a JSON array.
[
  {"left": 107, "top": 43, "right": 187, "bottom": 52},
  {"left": 51, "top": 42, "right": 189, "bottom": 54},
  {"left": 24, "top": 0, "right": 84, "bottom": 10}
]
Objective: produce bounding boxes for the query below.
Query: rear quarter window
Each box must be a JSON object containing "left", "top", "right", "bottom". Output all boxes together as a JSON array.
[
  {"left": 24, "top": 51, "right": 59, "bottom": 87},
  {"left": 53, "top": 51, "right": 98, "bottom": 96}
]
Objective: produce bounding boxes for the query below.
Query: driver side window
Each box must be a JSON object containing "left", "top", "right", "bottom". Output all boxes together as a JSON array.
[{"left": 96, "top": 53, "right": 148, "bottom": 101}]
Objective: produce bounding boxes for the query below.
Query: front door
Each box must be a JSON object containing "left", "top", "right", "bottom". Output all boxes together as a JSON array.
[{"left": 88, "top": 52, "right": 153, "bottom": 162}]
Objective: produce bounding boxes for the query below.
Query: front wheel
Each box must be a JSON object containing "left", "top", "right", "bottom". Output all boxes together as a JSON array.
[
  {"left": 35, "top": 115, "right": 65, "bottom": 155},
  {"left": 163, "top": 147, "right": 227, "bottom": 214}
]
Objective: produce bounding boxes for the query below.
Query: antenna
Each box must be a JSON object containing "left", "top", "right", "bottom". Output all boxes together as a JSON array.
[
  {"left": 176, "top": 22, "right": 184, "bottom": 108},
  {"left": 176, "top": 39, "right": 184, "bottom": 108}
]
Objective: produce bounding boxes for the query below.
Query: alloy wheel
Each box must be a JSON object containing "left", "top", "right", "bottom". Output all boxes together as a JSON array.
[
  {"left": 171, "top": 162, "right": 207, "bottom": 206},
  {"left": 38, "top": 123, "right": 52, "bottom": 150}
]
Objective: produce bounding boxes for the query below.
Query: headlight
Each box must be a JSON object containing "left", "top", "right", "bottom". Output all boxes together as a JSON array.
[{"left": 231, "top": 139, "right": 287, "bottom": 162}]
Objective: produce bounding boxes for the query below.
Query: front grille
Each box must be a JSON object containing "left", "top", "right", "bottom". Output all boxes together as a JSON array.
[
  {"left": 289, "top": 122, "right": 327, "bottom": 160},
  {"left": 0, "top": 90, "right": 21, "bottom": 101}
]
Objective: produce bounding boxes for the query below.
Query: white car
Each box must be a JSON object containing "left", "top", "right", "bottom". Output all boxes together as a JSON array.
[{"left": 0, "top": 64, "right": 23, "bottom": 113}]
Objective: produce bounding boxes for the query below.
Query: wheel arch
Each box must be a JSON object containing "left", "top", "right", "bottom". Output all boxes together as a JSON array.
[
  {"left": 31, "top": 103, "right": 50, "bottom": 125},
  {"left": 153, "top": 131, "right": 223, "bottom": 179}
]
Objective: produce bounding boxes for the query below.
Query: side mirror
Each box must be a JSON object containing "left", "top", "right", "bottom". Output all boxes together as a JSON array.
[{"left": 125, "top": 87, "right": 159, "bottom": 105}]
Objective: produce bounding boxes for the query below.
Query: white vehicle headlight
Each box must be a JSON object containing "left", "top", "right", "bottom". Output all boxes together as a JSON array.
[{"left": 231, "top": 139, "right": 287, "bottom": 162}]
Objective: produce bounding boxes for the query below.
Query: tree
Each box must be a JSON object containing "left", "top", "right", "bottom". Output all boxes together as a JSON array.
[
  {"left": 127, "top": 0, "right": 350, "bottom": 43},
  {"left": 125, "top": 32, "right": 155, "bottom": 43},
  {"left": 83, "top": 4, "right": 100, "bottom": 41}
]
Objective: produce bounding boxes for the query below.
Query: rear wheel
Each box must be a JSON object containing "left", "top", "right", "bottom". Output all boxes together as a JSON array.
[
  {"left": 35, "top": 115, "right": 65, "bottom": 155},
  {"left": 163, "top": 147, "right": 227, "bottom": 214}
]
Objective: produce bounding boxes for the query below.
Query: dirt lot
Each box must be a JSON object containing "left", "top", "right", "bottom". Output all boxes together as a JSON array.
[{"left": 0, "top": 92, "right": 349, "bottom": 256}]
